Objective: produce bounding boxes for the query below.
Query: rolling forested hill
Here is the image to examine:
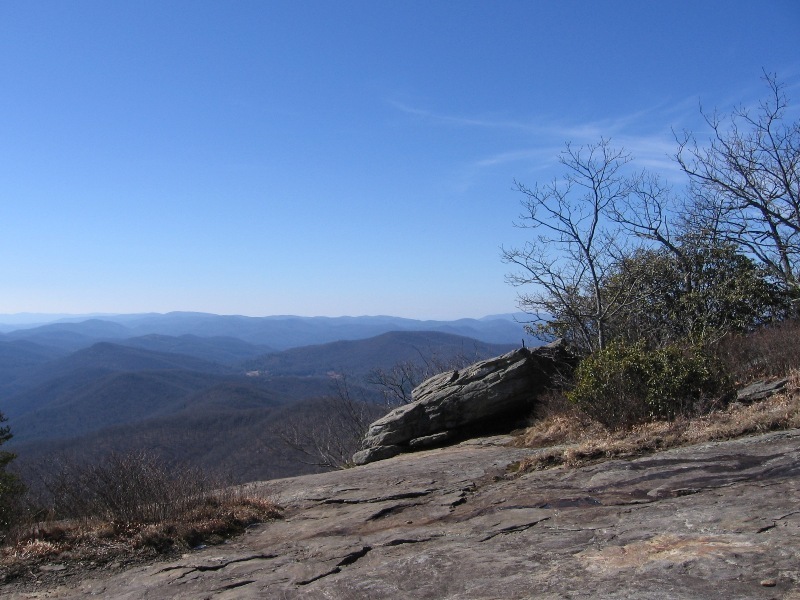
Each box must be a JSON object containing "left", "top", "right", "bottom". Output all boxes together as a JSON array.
[
  {"left": 1, "top": 316, "right": 531, "bottom": 483},
  {"left": 245, "top": 330, "right": 516, "bottom": 377}
]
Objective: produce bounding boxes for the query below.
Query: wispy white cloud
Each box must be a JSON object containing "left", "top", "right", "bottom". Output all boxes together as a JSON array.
[
  {"left": 473, "top": 148, "right": 553, "bottom": 168},
  {"left": 390, "top": 94, "right": 698, "bottom": 138},
  {"left": 388, "top": 100, "right": 548, "bottom": 134},
  {"left": 390, "top": 97, "right": 695, "bottom": 185}
]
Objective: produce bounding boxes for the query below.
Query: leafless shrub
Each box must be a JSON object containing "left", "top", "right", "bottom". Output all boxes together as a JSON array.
[
  {"left": 1, "top": 451, "right": 281, "bottom": 582},
  {"left": 275, "top": 377, "right": 387, "bottom": 469},
  {"left": 717, "top": 319, "right": 800, "bottom": 382},
  {"left": 277, "top": 349, "right": 481, "bottom": 470},
  {"left": 366, "top": 348, "right": 480, "bottom": 406},
  {"left": 32, "top": 450, "right": 217, "bottom": 525}
]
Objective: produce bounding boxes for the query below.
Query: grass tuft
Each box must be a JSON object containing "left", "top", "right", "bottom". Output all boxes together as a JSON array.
[
  {"left": 517, "top": 370, "right": 800, "bottom": 472},
  {"left": 517, "top": 320, "right": 800, "bottom": 472}
]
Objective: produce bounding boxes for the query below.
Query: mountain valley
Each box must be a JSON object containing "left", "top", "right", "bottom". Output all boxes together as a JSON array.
[{"left": 0, "top": 313, "right": 529, "bottom": 482}]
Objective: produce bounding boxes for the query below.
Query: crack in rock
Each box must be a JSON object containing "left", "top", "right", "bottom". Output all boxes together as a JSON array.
[
  {"left": 479, "top": 517, "right": 550, "bottom": 542},
  {"left": 367, "top": 502, "right": 421, "bottom": 520},
  {"left": 336, "top": 545, "right": 372, "bottom": 567},
  {"left": 774, "top": 509, "right": 800, "bottom": 521},
  {"left": 296, "top": 546, "right": 373, "bottom": 586},
  {"left": 672, "top": 488, "right": 702, "bottom": 497},
  {"left": 449, "top": 494, "right": 468, "bottom": 508},
  {"left": 296, "top": 567, "right": 341, "bottom": 586},
  {"left": 382, "top": 536, "right": 437, "bottom": 546},
  {"left": 321, "top": 490, "right": 433, "bottom": 505},
  {"left": 757, "top": 510, "right": 800, "bottom": 533},
  {"left": 213, "top": 579, "right": 256, "bottom": 591},
  {"left": 158, "top": 554, "right": 277, "bottom": 580},
  {"left": 538, "top": 497, "right": 602, "bottom": 509},
  {"left": 444, "top": 486, "right": 476, "bottom": 509}
]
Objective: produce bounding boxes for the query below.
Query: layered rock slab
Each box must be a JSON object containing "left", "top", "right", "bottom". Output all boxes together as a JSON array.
[
  {"left": 9, "top": 429, "right": 800, "bottom": 599},
  {"left": 354, "top": 341, "right": 572, "bottom": 465}
]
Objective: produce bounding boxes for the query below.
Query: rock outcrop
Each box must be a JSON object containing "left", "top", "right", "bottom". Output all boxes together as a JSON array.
[
  {"left": 736, "top": 377, "right": 789, "bottom": 403},
  {"left": 353, "top": 340, "right": 572, "bottom": 465},
  {"left": 11, "top": 429, "right": 800, "bottom": 599}
]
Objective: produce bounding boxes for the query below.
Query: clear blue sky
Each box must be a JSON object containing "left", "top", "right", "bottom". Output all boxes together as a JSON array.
[{"left": 1, "top": 1, "right": 798, "bottom": 319}]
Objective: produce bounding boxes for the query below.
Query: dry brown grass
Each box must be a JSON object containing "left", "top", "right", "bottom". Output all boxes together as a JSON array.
[
  {"left": 516, "top": 370, "right": 800, "bottom": 472},
  {"left": 515, "top": 321, "right": 800, "bottom": 472},
  {"left": 1, "top": 493, "right": 281, "bottom": 583},
  {"left": 0, "top": 451, "right": 283, "bottom": 585},
  {"left": 515, "top": 388, "right": 604, "bottom": 449}
]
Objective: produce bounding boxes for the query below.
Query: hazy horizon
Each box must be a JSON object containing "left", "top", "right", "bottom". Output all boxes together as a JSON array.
[{"left": 0, "top": 310, "right": 524, "bottom": 327}]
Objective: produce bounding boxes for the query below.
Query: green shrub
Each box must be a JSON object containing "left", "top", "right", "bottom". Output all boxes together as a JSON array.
[
  {"left": 567, "top": 341, "right": 734, "bottom": 428},
  {"left": 0, "top": 412, "right": 24, "bottom": 536}
]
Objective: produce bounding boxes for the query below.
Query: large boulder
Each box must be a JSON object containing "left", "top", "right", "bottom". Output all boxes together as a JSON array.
[{"left": 353, "top": 340, "right": 573, "bottom": 465}]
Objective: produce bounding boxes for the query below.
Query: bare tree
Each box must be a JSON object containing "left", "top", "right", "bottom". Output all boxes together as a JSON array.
[
  {"left": 275, "top": 377, "right": 385, "bottom": 470},
  {"left": 675, "top": 72, "right": 800, "bottom": 295},
  {"left": 502, "top": 139, "right": 636, "bottom": 352},
  {"left": 504, "top": 76, "right": 796, "bottom": 356},
  {"left": 276, "top": 348, "right": 484, "bottom": 470},
  {"left": 611, "top": 171, "right": 686, "bottom": 257},
  {"left": 365, "top": 347, "right": 479, "bottom": 405}
]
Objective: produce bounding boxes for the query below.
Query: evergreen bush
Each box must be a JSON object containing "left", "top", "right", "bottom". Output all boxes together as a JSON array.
[
  {"left": 0, "top": 412, "right": 24, "bottom": 535},
  {"left": 567, "top": 341, "right": 733, "bottom": 428}
]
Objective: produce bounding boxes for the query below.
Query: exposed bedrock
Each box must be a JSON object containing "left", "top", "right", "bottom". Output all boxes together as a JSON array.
[
  {"left": 353, "top": 340, "right": 574, "bottom": 465},
  {"left": 13, "top": 429, "right": 800, "bottom": 599}
]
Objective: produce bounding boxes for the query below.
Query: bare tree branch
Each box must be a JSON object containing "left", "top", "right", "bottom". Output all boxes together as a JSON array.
[
  {"left": 502, "top": 139, "right": 635, "bottom": 352},
  {"left": 675, "top": 72, "right": 800, "bottom": 294}
]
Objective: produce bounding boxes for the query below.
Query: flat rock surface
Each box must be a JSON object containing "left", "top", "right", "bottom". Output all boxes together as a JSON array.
[{"left": 7, "top": 430, "right": 800, "bottom": 599}]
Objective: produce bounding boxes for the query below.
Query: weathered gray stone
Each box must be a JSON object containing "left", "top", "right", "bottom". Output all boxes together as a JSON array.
[
  {"left": 351, "top": 444, "right": 403, "bottom": 465},
  {"left": 408, "top": 431, "right": 453, "bottom": 448},
  {"left": 354, "top": 340, "right": 572, "bottom": 464},
  {"left": 736, "top": 377, "right": 789, "bottom": 403},
  {"left": 9, "top": 429, "right": 800, "bottom": 599}
]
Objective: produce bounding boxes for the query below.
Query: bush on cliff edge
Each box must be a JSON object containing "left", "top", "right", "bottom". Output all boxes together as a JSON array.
[{"left": 566, "top": 341, "right": 734, "bottom": 428}]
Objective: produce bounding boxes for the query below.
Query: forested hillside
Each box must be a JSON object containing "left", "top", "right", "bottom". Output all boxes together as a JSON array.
[{"left": 2, "top": 328, "right": 516, "bottom": 483}]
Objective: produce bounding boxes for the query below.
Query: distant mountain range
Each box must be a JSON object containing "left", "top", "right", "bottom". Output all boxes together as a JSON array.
[
  {"left": 0, "top": 314, "right": 535, "bottom": 483},
  {"left": 0, "top": 312, "right": 532, "bottom": 350}
]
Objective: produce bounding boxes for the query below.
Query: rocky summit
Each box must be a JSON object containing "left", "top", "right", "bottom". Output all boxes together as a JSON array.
[
  {"left": 354, "top": 340, "right": 574, "bottom": 465},
  {"left": 10, "top": 428, "right": 800, "bottom": 599}
]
